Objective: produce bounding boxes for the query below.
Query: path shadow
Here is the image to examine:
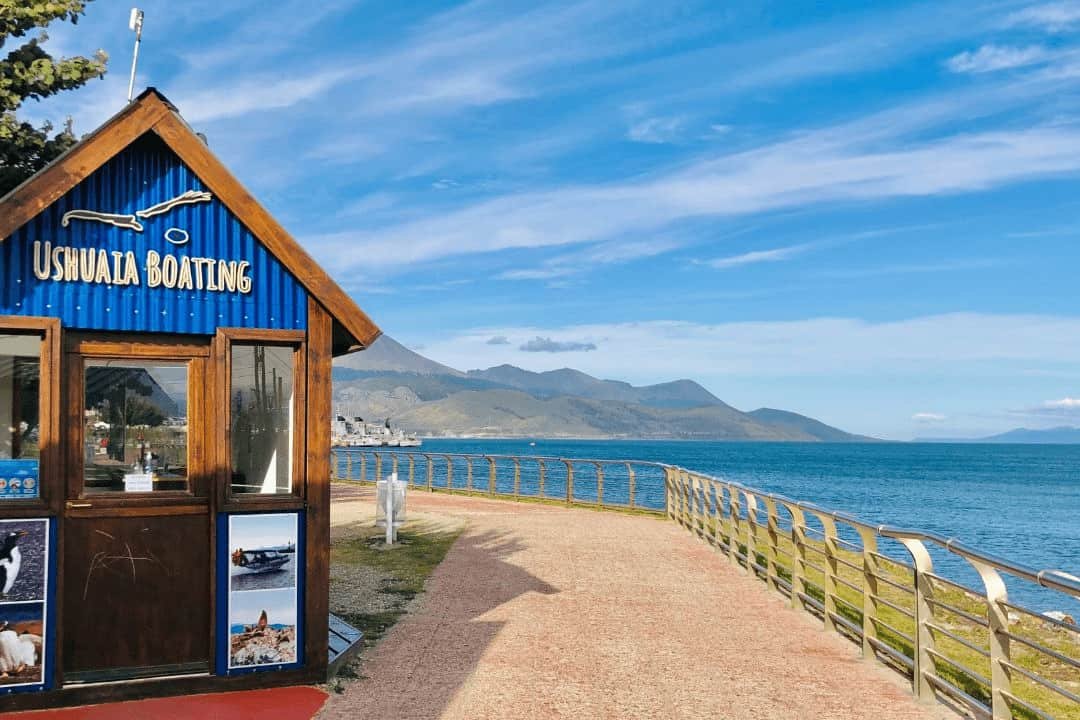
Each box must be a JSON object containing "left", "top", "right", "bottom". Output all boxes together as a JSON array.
[{"left": 324, "top": 526, "right": 557, "bottom": 719}]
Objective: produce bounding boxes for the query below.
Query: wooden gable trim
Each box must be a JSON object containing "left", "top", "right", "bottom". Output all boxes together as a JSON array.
[
  {"left": 0, "top": 89, "right": 381, "bottom": 352},
  {"left": 0, "top": 95, "right": 170, "bottom": 240},
  {"left": 149, "top": 112, "right": 380, "bottom": 351}
]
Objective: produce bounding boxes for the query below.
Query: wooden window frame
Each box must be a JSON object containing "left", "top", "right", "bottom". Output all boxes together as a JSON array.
[
  {"left": 64, "top": 334, "right": 211, "bottom": 508},
  {"left": 0, "top": 316, "right": 60, "bottom": 516},
  {"left": 217, "top": 328, "right": 306, "bottom": 512}
]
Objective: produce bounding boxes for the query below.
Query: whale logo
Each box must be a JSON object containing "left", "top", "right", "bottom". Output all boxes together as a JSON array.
[{"left": 60, "top": 190, "right": 213, "bottom": 236}]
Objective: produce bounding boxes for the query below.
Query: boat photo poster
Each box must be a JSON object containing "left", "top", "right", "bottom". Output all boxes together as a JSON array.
[
  {"left": 226, "top": 512, "right": 301, "bottom": 672},
  {"left": 0, "top": 518, "right": 49, "bottom": 692}
]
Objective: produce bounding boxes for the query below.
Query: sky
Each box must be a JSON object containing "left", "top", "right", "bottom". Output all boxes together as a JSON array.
[
  {"left": 230, "top": 514, "right": 298, "bottom": 551},
  {"left": 16, "top": 0, "right": 1080, "bottom": 440}
]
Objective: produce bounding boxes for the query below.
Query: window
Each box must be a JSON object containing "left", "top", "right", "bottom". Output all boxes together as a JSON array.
[
  {"left": 83, "top": 360, "right": 189, "bottom": 493},
  {"left": 0, "top": 334, "right": 43, "bottom": 499},
  {"left": 229, "top": 345, "right": 294, "bottom": 495}
]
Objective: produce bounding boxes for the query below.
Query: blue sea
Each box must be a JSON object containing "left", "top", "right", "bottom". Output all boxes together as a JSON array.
[{"left": 378, "top": 439, "right": 1079, "bottom": 613}]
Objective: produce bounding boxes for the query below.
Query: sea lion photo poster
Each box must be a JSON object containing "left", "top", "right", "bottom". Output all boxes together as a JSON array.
[
  {"left": 225, "top": 513, "right": 300, "bottom": 671},
  {"left": 0, "top": 518, "right": 49, "bottom": 689}
]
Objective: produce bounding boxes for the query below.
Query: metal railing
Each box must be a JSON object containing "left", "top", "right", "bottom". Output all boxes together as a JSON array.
[
  {"left": 331, "top": 448, "right": 667, "bottom": 512},
  {"left": 330, "top": 448, "right": 1080, "bottom": 720},
  {"left": 664, "top": 466, "right": 1080, "bottom": 720}
]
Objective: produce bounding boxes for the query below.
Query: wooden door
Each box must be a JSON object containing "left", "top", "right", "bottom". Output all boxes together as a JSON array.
[{"left": 61, "top": 336, "right": 213, "bottom": 683}]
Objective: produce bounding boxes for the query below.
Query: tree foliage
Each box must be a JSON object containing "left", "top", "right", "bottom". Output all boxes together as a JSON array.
[{"left": 0, "top": 1, "right": 107, "bottom": 196}]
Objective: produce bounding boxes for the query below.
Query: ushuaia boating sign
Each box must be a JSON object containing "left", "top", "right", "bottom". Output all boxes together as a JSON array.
[
  {"left": 31, "top": 190, "right": 253, "bottom": 294},
  {"left": 1, "top": 130, "right": 308, "bottom": 334}
]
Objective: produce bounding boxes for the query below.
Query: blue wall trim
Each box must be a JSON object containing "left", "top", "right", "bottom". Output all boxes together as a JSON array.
[{"left": 1, "top": 134, "right": 307, "bottom": 334}]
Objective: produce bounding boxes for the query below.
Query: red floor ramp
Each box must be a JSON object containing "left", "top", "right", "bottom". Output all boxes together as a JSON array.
[{"left": 0, "top": 686, "right": 329, "bottom": 720}]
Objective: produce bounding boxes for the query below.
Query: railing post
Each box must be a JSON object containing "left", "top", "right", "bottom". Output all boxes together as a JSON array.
[
  {"left": 625, "top": 463, "right": 635, "bottom": 509},
  {"left": 408, "top": 455, "right": 415, "bottom": 485},
  {"left": 664, "top": 466, "right": 673, "bottom": 517},
  {"left": 763, "top": 496, "right": 780, "bottom": 593},
  {"left": 391, "top": 453, "right": 399, "bottom": 476},
  {"left": 345, "top": 452, "right": 352, "bottom": 480},
  {"left": 855, "top": 526, "right": 880, "bottom": 660},
  {"left": 564, "top": 460, "right": 575, "bottom": 504},
  {"left": 375, "top": 453, "right": 383, "bottom": 483},
  {"left": 897, "top": 538, "right": 938, "bottom": 702},
  {"left": 425, "top": 454, "right": 434, "bottom": 490},
  {"left": 595, "top": 463, "right": 604, "bottom": 507},
  {"left": 786, "top": 502, "right": 807, "bottom": 612},
  {"left": 689, "top": 474, "right": 699, "bottom": 534},
  {"left": 682, "top": 471, "right": 692, "bottom": 527},
  {"left": 966, "top": 559, "right": 1012, "bottom": 719},
  {"left": 359, "top": 453, "right": 367, "bottom": 482},
  {"left": 699, "top": 478, "right": 714, "bottom": 545},
  {"left": 538, "top": 460, "right": 546, "bottom": 498},
  {"left": 445, "top": 456, "right": 453, "bottom": 492},
  {"left": 728, "top": 485, "right": 742, "bottom": 567},
  {"left": 744, "top": 491, "right": 759, "bottom": 576},
  {"left": 513, "top": 459, "right": 521, "bottom": 497},
  {"left": 814, "top": 511, "right": 840, "bottom": 634},
  {"left": 486, "top": 457, "right": 496, "bottom": 494},
  {"left": 711, "top": 481, "right": 723, "bottom": 548},
  {"left": 699, "top": 476, "right": 709, "bottom": 536},
  {"left": 717, "top": 485, "right": 731, "bottom": 553},
  {"left": 466, "top": 458, "right": 473, "bottom": 491}
]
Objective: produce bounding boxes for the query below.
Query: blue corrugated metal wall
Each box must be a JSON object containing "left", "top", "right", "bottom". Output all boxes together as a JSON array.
[{"left": 0, "top": 134, "right": 307, "bottom": 333}]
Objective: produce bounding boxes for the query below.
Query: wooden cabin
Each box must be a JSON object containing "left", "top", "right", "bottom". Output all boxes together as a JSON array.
[{"left": 0, "top": 88, "right": 379, "bottom": 710}]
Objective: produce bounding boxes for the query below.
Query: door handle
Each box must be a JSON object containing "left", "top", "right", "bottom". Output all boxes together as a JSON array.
[{"left": 66, "top": 501, "right": 92, "bottom": 509}]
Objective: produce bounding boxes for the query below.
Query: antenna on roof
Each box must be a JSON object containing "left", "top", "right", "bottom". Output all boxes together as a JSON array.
[{"left": 127, "top": 8, "right": 145, "bottom": 103}]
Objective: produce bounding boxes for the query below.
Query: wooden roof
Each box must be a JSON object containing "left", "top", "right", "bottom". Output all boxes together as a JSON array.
[{"left": 0, "top": 88, "right": 380, "bottom": 355}]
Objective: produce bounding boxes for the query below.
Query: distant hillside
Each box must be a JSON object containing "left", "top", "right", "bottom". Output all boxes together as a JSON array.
[
  {"left": 467, "top": 365, "right": 723, "bottom": 408},
  {"left": 333, "top": 335, "right": 870, "bottom": 441},
  {"left": 748, "top": 408, "right": 876, "bottom": 442},
  {"left": 917, "top": 426, "right": 1080, "bottom": 444},
  {"left": 337, "top": 335, "right": 462, "bottom": 376}
]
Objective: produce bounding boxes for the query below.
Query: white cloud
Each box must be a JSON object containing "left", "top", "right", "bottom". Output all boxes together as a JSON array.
[
  {"left": 1011, "top": 396, "right": 1080, "bottom": 418},
  {"left": 173, "top": 69, "right": 351, "bottom": 124},
  {"left": 704, "top": 243, "right": 811, "bottom": 269},
  {"left": 1006, "top": 2, "right": 1080, "bottom": 32},
  {"left": 418, "top": 313, "right": 1080, "bottom": 384},
  {"left": 627, "top": 116, "right": 686, "bottom": 144},
  {"left": 499, "top": 238, "right": 682, "bottom": 281},
  {"left": 304, "top": 122, "right": 1080, "bottom": 272},
  {"left": 519, "top": 337, "right": 597, "bottom": 353},
  {"left": 946, "top": 45, "right": 1051, "bottom": 74},
  {"left": 912, "top": 412, "right": 947, "bottom": 423},
  {"left": 1043, "top": 397, "right": 1080, "bottom": 409}
]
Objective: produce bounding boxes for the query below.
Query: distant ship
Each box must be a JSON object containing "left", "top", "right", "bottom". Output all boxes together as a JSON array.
[{"left": 331, "top": 414, "right": 422, "bottom": 448}]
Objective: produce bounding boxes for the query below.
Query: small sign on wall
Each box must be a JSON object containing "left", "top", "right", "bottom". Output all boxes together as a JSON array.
[
  {"left": 0, "top": 518, "right": 53, "bottom": 694},
  {"left": 0, "top": 461, "right": 40, "bottom": 500}
]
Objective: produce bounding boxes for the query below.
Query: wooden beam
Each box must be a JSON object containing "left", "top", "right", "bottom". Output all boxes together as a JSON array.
[{"left": 303, "top": 297, "right": 333, "bottom": 675}]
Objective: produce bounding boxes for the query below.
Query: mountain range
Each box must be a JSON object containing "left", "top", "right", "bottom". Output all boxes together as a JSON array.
[
  {"left": 916, "top": 427, "right": 1080, "bottom": 444},
  {"left": 333, "top": 336, "right": 871, "bottom": 441}
]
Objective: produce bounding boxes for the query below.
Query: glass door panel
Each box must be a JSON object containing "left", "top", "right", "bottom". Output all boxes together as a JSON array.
[{"left": 82, "top": 360, "right": 189, "bottom": 494}]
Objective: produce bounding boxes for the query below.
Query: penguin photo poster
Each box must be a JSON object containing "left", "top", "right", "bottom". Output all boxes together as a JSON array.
[
  {"left": 227, "top": 513, "right": 300, "bottom": 670},
  {"left": 0, "top": 519, "right": 48, "bottom": 688}
]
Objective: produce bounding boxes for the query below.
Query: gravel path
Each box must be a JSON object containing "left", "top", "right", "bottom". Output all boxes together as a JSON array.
[{"left": 322, "top": 486, "right": 950, "bottom": 720}]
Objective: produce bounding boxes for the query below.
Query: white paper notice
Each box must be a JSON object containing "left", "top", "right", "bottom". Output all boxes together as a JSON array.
[{"left": 123, "top": 473, "right": 154, "bottom": 492}]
